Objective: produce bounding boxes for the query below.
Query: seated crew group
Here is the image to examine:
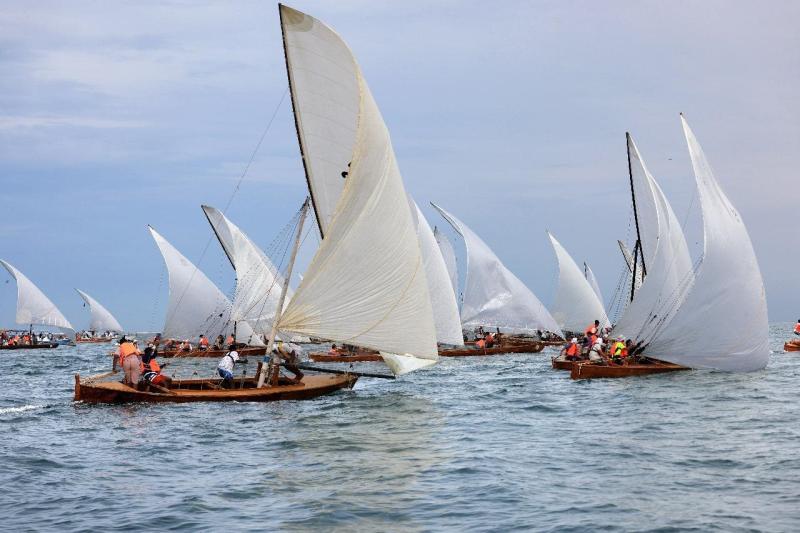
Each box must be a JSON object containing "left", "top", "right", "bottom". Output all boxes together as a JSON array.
[{"left": 560, "top": 319, "right": 635, "bottom": 365}]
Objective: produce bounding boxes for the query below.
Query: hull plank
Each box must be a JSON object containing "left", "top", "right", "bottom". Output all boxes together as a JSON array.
[
  {"left": 570, "top": 358, "right": 689, "bottom": 380},
  {"left": 438, "top": 341, "right": 544, "bottom": 358}
]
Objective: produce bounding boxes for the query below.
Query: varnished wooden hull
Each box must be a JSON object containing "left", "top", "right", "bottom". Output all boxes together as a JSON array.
[
  {"left": 438, "top": 341, "right": 544, "bottom": 358},
  {"left": 570, "top": 358, "right": 689, "bottom": 379},
  {"left": 159, "top": 346, "right": 268, "bottom": 358},
  {"left": 76, "top": 338, "right": 113, "bottom": 344},
  {"left": 74, "top": 372, "right": 357, "bottom": 404},
  {"left": 784, "top": 340, "right": 800, "bottom": 352},
  {"left": 0, "top": 342, "right": 59, "bottom": 350},
  {"left": 551, "top": 354, "right": 576, "bottom": 371},
  {"left": 309, "top": 352, "right": 382, "bottom": 362}
]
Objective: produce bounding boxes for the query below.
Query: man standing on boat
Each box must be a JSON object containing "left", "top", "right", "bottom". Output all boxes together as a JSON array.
[
  {"left": 217, "top": 347, "right": 240, "bottom": 388},
  {"left": 117, "top": 337, "right": 142, "bottom": 385}
]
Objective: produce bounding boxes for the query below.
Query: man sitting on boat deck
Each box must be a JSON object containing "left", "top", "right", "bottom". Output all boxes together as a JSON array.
[
  {"left": 198, "top": 334, "right": 209, "bottom": 350},
  {"left": 213, "top": 334, "right": 225, "bottom": 350},
  {"left": 328, "top": 343, "right": 339, "bottom": 356},
  {"left": 609, "top": 336, "right": 628, "bottom": 365},
  {"left": 588, "top": 336, "right": 606, "bottom": 362},
  {"left": 140, "top": 346, "right": 171, "bottom": 389},
  {"left": 217, "top": 347, "right": 241, "bottom": 388},
  {"left": 562, "top": 338, "right": 582, "bottom": 361}
]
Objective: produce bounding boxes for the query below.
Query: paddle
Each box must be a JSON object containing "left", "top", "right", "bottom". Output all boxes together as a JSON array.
[{"left": 289, "top": 363, "right": 395, "bottom": 380}]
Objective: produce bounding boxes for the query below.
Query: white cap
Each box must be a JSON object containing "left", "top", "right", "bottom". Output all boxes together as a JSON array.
[{"left": 570, "top": 337, "right": 578, "bottom": 343}]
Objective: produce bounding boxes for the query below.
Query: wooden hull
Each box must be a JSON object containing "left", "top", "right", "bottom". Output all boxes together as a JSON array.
[
  {"left": 784, "top": 340, "right": 800, "bottom": 352},
  {"left": 76, "top": 338, "right": 113, "bottom": 344},
  {"left": 551, "top": 354, "right": 576, "bottom": 371},
  {"left": 570, "top": 358, "right": 689, "bottom": 379},
  {"left": 74, "top": 372, "right": 357, "bottom": 404},
  {"left": 159, "top": 346, "right": 267, "bottom": 359},
  {"left": 0, "top": 342, "right": 59, "bottom": 350},
  {"left": 438, "top": 341, "right": 544, "bottom": 358},
  {"left": 309, "top": 352, "right": 382, "bottom": 363}
]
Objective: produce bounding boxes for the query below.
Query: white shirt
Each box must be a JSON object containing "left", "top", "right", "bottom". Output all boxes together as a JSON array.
[{"left": 218, "top": 351, "right": 240, "bottom": 372}]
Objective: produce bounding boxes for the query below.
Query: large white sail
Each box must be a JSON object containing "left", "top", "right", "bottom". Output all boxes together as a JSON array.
[
  {"left": 547, "top": 232, "right": 609, "bottom": 332},
  {"left": 0, "top": 259, "right": 73, "bottom": 331},
  {"left": 280, "top": 3, "right": 359, "bottom": 238},
  {"left": 584, "top": 262, "right": 604, "bottom": 305},
  {"left": 645, "top": 117, "right": 769, "bottom": 371},
  {"left": 614, "top": 134, "right": 694, "bottom": 342},
  {"left": 431, "top": 204, "right": 562, "bottom": 336},
  {"left": 202, "top": 205, "right": 291, "bottom": 347},
  {"left": 148, "top": 226, "right": 249, "bottom": 342},
  {"left": 75, "top": 289, "right": 123, "bottom": 333},
  {"left": 414, "top": 203, "right": 463, "bottom": 346},
  {"left": 434, "top": 226, "right": 459, "bottom": 300},
  {"left": 617, "top": 240, "right": 643, "bottom": 293},
  {"left": 277, "top": 5, "right": 439, "bottom": 375}
]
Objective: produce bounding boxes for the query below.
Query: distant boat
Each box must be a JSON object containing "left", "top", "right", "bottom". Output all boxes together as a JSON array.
[
  {"left": 0, "top": 259, "right": 72, "bottom": 350},
  {"left": 74, "top": 289, "right": 123, "bottom": 343}
]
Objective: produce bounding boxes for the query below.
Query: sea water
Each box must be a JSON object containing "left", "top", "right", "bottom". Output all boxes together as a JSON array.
[{"left": 1, "top": 324, "right": 798, "bottom": 531}]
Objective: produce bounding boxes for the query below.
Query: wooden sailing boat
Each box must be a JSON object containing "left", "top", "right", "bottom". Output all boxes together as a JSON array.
[
  {"left": 0, "top": 259, "right": 72, "bottom": 350},
  {"left": 571, "top": 117, "right": 769, "bottom": 379},
  {"left": 74, "top": 289, "right": 123, "bottom": 343},
  {"left": 76, "top": 4, "right": 441, "bottom": 402}
]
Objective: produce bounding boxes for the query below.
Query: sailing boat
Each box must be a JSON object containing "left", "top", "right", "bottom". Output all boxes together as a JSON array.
[
  {"left": 572, "top": 117, "right": 769, "bottom": 379},
  {"left": 431, "top": 203, "right": 561, "bottom": 356},
  {"left": 75, "top": 4, "right": 440, "bottom": 402},
  {"left": 74, "top": 289, "right": 124, "bottom": 343},
  {"left": 0, "top": 259, "right": 73, "bottom": 350},
  {"left": 147, "top": 226, "right": 265, "bottom": 359}
]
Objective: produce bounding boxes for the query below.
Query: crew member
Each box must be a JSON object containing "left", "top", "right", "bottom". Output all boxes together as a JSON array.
[
  {"left": 198, "top": 334, "right": 209, "bottom": 350},
  {"left": 584, "top": 320, "right": 600, "bottom": 345},
  {"left": 274, "top": 341, "right": 304, "bottom": 384},
  {"left": 117, "top": 337, "right": 142, "bottom": 385},
  {"left": 794, "top": 320, "right": 800, "bottom": 336},
  {"left": 588, "top": 336, "right": 606, "bottom": 362},
  {"left": 217, "top": 347, "right": 240, "bottom": 388},
  {"left": 610, "top": 336, "right": 626, "bottom": 364},
  {"left": 563, "top": 338, "right": 580, "bottom": 361},
  {"left": 141, "top": 346, "right": 171, "bottom": 388}
]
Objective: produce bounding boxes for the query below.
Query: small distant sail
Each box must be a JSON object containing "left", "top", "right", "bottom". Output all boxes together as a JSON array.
[
  {"left": 414, "top": 202, "right": 463, "bottom": 346},
  {"left": 278, "top": 5, "right": 439, "bottom": 375},
  {"left": 547, "top": 232, "right": 609, "bottom": 332},
  {"left": 148, "top": 226, "right": 251, "bottom": 342},
  {"left": 202, "top": 205, "right": 291, "bottom": 346},
  {"left": 434, "top": 226, "right": 459, "bottom": 300},
  {"left": 584, "top": 262, "right": 604, "bottom": 305},
  {"left": 75, "top": 289, "right": 123, "bottom": 333},
  {"left": 614, "top": 134, "right": 694, "bottom": 342},
  {"left": 645, "top": 116, "right": 769, "bottom": 371},
  {"left": 0, "top": 259, "right": 73, "bottom": 331},
  {"left": 431, "top": 203, "right": 562, "bottom": 337}
]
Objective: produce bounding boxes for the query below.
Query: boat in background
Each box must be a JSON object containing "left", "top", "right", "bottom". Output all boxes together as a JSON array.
[
  {"left": 1, "top": 259, "right": 73, "bottom": 350},
  {"left": 74, "top": 289, "right": 124, "bottom": 343},
  {"left": 784, "top": 340, "right": 800, "bottom": 352}
]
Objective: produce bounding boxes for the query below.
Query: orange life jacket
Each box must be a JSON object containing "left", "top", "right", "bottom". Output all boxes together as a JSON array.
[
  {"left": 585, "top": 324, "right": 597, "bottom": 336},
  {"left": 566, "top": 343, "right": 578, "bottom": 356},
  {"left": 199, "top": 337, "right": 209, "bottom": 347},
  {"left": 476, "top": 339, "right": 486, "bottom": 349},
  {"left": 147, "top": 359, "right": 160, "bottom": 373},
  {"left": 119, "top": 342, "right": 138, "bottom": 361},
  {"left": 795, "top": 323, "right": 800, "bottom": 334}
]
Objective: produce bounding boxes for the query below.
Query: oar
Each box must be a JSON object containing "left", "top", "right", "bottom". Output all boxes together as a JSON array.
[{"left": 289, "top": 363, "right": 395, "bottom": 380}]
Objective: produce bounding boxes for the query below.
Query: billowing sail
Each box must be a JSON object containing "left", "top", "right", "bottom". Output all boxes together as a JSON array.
[
  {"left": 584, "top": 262, "right": 604, "bottom": 304},
  {"left": 148, "top": 226, "right": 249, "bottom": 342},
  {"left": 547, "top": 232, "right": 609, "bottom": 332},
  {"left": 280, "top": 3, "right": 359, "bottom": 237},
  {"left": 434, "top": 226, "right": 459, "bottom": 300},
  {"left": 0, "top": 259, "right": 73, "bottom": 331},
  {"left": 431, "top": 204, "right": 562, "bottom": 336},
  {"left": 202, "top": 205, "right": 290, "bottom": 346},
  {"left": 614, "top": 134, "right": 694, "bottom": 342},
  {"left": 75, "top": 289, "right": 123, "bottom": 333},
  {"left": 414, "top": 203, "right": 463, "bottom": 346},
  {"left": 277, "top": 5, "right": 439, "bottom": 375},
  {"left": 645, "top": 117, "right": 769, "bottom": 371}
]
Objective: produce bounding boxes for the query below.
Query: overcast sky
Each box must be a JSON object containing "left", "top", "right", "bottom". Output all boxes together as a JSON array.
[{"left": 1, "top": 0, "right": 797, "bottom": 331}]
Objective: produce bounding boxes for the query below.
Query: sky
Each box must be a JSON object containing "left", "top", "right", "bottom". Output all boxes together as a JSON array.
[{"left": 0, "top": 0, "right": 798, "bottom": 332}]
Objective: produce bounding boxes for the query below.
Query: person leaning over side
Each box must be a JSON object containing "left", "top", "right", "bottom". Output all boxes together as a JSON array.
[{"left": 117, "top": 337, "right": 142, "bottom": 386}]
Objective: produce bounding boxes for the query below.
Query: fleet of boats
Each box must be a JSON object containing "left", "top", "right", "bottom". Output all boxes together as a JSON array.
[{"left": 2, "top": 5, "right": 789, "bottom": 403}]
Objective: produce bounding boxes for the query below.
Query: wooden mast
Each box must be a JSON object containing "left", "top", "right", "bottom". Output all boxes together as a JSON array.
[
  {"left": 257, "top": 197, "right": 310, "bottom": 388},
  {"left": 626, "top": 132, "right": 646, "bottom": 302}
]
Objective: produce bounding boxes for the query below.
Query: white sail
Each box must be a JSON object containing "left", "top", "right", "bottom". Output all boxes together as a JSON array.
[
  {"left": 645, "top": 116, "right": 769, "bottom": 371},
  {"left": 280, "top": 3, "right": 359, "bottom": 238},
  {"left": 0, "top": 260, "right": 73, "bottom": 331},
  {"left": 277, "top": 5, "right": 438, "bottom": 374},
  {"left": 202, "top": 205, "right": 292, "bottom": 347},
  {"left": 617, "top": 240, "right": 643, "bottom": 292},
  {"left": 614, "top": 134, "right": 694, "bottom": 342},
  {"left": 414, "top": 203, "right": 463, "bottom": 346},
  {"left": 75, "top": 289, "right": 123, "bottom": 333},
  {"left": 434, "top": 226, "right": 459, "bottom": 300},
  {"left": 431, "top": 204, "right": 562, "bottom": 336},
  {"left": 584, "top": 262, "right": 604, "bottom": 305},
  {"left": 547, "top": 232, "right": 609, "bottom": 332},
  {"left": 148, "top": 226, "right": 249, "bottom": 342}
]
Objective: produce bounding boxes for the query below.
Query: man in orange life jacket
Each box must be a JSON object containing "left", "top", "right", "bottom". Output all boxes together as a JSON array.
[
  {"left": 794, "top": 320, "right": 800, "bottom": 336},
  {"left": 198, "top": 334, "right": 210, "bottom": 350},
  {"left": 117, "top": 337, "right": 142, "bottom": 385},
  {"left": 141, "top": 346, "right": 171, "bottom": 388},
  {"left": 562, "top": 337, "right": 580, "bottom": 361},
  {"left": 584, "top": 320, "right": 600, "bottom": 345}
]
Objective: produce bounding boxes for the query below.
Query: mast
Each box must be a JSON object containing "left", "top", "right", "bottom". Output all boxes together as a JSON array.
[
  {"left": 279, "top": 4, "right": 324, "bottom": 239},
  {"left": 257, "top": 197, "right": 310, "bottom": 388},
  {"left": 626, "top": 132, "right": 646, "bottom": 301}
]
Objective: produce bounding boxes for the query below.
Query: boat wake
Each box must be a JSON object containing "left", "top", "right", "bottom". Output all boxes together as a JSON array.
[{"left": 0, "top": 404, "right": 42, "bottom": 416}]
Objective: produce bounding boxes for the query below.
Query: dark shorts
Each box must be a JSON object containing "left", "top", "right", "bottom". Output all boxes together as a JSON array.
[{"left": 218, "top": 368, "right": 234, "bottom": 380}]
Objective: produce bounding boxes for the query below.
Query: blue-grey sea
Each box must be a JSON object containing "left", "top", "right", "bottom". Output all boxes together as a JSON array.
[{"left": 1, "top": 323, "right": 798, "bottom": 532}]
